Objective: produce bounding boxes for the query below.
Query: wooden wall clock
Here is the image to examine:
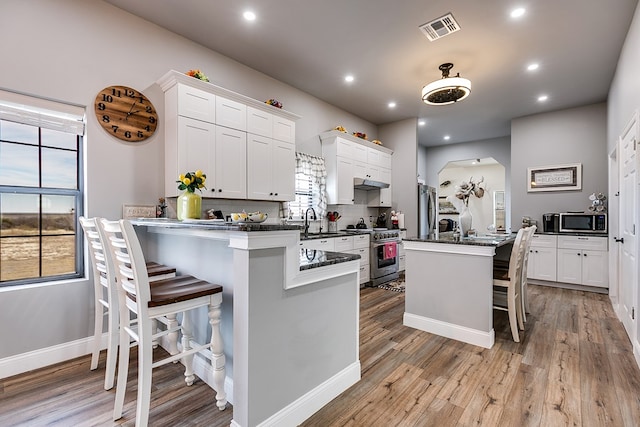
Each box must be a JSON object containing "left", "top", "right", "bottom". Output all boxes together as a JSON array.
[{"left": 94, "top": 85, "right": 158, "bottom": 142}]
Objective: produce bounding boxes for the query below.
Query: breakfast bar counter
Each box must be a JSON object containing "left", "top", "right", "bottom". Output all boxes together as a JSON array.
[
  {"left": 131, "top": 219, "right": 361, "bottom": 427},
  {"left": 402, "top": 233, "right": 515, "bottom": 349}
]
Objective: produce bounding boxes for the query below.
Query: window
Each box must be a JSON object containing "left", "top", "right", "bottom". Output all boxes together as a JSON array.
[
  {"left": 0, "top": 90, "right": 85, "bottom": 286},
  {"left": 287, "top": 152, "right": 327, "bottom": 220}
]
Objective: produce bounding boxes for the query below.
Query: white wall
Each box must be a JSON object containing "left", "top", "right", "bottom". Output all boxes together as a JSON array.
[
  {"left": 608, "top": 2, "right": 640, "bottom": 154},
  {"left": 511, "top": 103, "right": 608, "bottom": 228},
  {"left": 0, "top": 0, "right": 377, "bottom": 360}
]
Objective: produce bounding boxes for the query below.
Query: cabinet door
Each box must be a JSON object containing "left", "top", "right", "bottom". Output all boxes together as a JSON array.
[
  {"left": 581, "top": 250, "right": 608, "bottom": 287},
  {"left": 529, "top": 246, "right": 557, "bottom": 281},
  {"left": 353, "top": 160, "right": 367, "bottom": 179},
  {"left": 272, "top": 140, "right": 295, "bottom": 201},
  {"left": 214, "top": 126, "right": 246, "bottom": 199},
  {"left": 177, "top": 84, "right": 216, "bottom": 122},
  {"left": 247, "top": 107, "right": 273, "bottom": 138},
  {"left": 216, "top": 96, "right": 246, "bottom": 131},
  {"left": 367, "top": 147, "right": 381, "bottom": 166},
  {"left": 273, "top": 117, "right": 295, "bottom": 143},
  {"left": 335, "top": 157, "right": 354, "bottom": 204},
  {"left": 352, "top": 143, "right": 368, "bottom": 163},
  {"left": 246, "top": 133, "right": 273, "bottom": 200},
  {"left": 176, "top": 117, "right": 215, "bottom": 197},
  {"left": 557, "top": 248, "right": 582, "bottom": 284}
]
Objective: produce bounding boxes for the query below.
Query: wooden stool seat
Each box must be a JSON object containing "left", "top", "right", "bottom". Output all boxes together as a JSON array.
[{"left": 145, "top": 261, "right": 177, "bottom": 280}]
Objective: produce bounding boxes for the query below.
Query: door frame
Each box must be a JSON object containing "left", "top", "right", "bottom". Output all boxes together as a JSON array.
[{"left": 608, "top": 143, "right": 620, "bottom": 308}]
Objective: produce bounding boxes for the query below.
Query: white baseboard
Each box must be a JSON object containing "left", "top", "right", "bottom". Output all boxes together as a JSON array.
[
  {"left": 0, "top": 336, "right": 96, "bottom": 379},
  {"left": 1, "top": 334, "right": 234, "bottom": 405},
  {"left": 403, "top": 312, "right": 495, "bottom": 349},
  {"left": 247, "top": 361, "right": 361, "bottom": 427}
]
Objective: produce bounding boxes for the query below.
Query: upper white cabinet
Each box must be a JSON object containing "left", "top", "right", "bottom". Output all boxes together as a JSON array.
[
  {"left": 247, "top": 134, "right": 295, "bottom": 201},
  {"left": 157, "top": 70, "right": 300, "bottom": 199},
  {"left": 320, "top": 130, "right": 393, "bottom": 205},
  {"left": 216, "top": 96, "right": 246, "bottom": 131},
  {"left": 176, "top": 84, "right": 215, "bottom": 122}
]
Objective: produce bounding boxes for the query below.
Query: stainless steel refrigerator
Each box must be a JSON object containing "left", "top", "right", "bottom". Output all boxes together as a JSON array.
[{"left": 418, "top": 184, "right": 437, "bottom": 238}]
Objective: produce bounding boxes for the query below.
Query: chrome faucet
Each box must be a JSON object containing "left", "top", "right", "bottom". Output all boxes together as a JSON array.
[{"left": 304, "top": 207, "right": 317, "bottom": 238}]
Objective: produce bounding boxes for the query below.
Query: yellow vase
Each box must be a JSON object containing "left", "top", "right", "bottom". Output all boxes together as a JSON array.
[{"left": 177, "top": 191, "right": 202, "bottom": 220}]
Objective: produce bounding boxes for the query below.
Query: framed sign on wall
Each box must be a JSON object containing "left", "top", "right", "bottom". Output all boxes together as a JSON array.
[{"left": 527, "top": 163, "right": 582, "bottom": 192}]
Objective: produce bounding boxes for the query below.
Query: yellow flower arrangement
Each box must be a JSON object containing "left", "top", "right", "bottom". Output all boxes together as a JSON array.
[
  {"left": 185, "top": 69, "right": 210, "bottom": 82},
  {"left": 177, "top": 170, "right": 207, "bottom": 193}
]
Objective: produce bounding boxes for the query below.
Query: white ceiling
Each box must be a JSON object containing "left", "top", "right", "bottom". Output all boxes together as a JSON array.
[{"left": 104, "top": 0, "right": 638, "bottom": 147}]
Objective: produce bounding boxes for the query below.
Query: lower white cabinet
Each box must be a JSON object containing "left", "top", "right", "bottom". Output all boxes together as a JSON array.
[
  {"left": 398, "top": 230, "right": 406, "bottom": 271},
  {"left": 528, "top": 234, "right": 557, "bottom": 282},
  {"left": 527, "top": 234, "right": 608, "bottom": 288},
  {"left": 300, "top": 234, "right": 370, "bottom": 284},
  {"left": 556, "top": 236, "right": 608, "bottom": 288}
]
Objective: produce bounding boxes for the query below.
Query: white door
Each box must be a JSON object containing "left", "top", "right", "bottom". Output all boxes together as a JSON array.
[
  {"left": 215, "top": 126, "right": 247, "bottom": 199},
  {"left": 247, "top": 133, "right": 273, "bottom": 200},
  {"left": 272, "top": 140, "right": 295, "bottom": 201},
  {"left": 619, "top": 113, "right": 637, "bottom": 338}
]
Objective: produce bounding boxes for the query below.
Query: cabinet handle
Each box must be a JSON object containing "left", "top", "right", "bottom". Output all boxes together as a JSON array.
[
  {"left": 211, "top": 189, "right": 215, "bottom": 192},
  {"left": 614, "top": 237, "right": 624, "bottom": 243},
  {"left": 584, "top": 253, "right": 587, "bottom": 256},
  {"left": 274, "top": 193, "right": 278, "bottom": 196},
  {"left": 269, "top": 192, "right": 273, "bottom": 196},
  {"left": 577, "top": 253, "right": 581, "bottom": 256},
  {"left": 218, "top": 189, "right": 222, "bottom": 192}
]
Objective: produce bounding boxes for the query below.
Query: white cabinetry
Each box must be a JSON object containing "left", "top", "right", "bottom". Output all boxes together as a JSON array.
[
  {"left": 300, "top": 233, "right": 370, "bottom": 284},
  {"left": 157, "top": 70, "right": 299, "bottom": 199},
  {"left": 398, "top": 230, "right": 407, "bottom": 271},
  {"left": 320, "top": 131, "right": 393, "bottom": 206},
  {"left": 527, "top": 234, "right": 557, "bottom": 282},
  {"left": 556, "top": 236, "right": 608, "bottom": 288},
  {"left": 247, "top": 134, "right": 295, "bottom": 201}
]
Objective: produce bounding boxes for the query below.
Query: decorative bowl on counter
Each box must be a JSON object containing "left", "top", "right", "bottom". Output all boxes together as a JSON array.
[
  {"left": 230, "top": 212, "right": 248, "bottom": 222},
  {"left": 230, "top": 212, "right": 268, "bottom": 223}
]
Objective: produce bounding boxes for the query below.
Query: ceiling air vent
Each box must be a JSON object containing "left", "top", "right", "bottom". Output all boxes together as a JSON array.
[{"left": 419, "top": 13, "right": 460, "bottom": 41}]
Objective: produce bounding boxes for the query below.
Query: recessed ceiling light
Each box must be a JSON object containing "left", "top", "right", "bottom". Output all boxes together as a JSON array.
[
  {"left": 243, "top": 11, "right": 256, "bottom": 21},
  {"left": 388, "top": 102, "right": 396, "bottom": 108},
  {"left": 527, "top": 63, "right": 539, "bottom": 71},
  {"left": 443, "top": 135, "right": 451, "bottom": 140},
  {"left": 344, "top": 75, "right": 354, "bottom": 83},
  {"left": 418, "top": 120, "right": 426, "bottom": 126},
  {"left": 538, "top": 94, "right": 549, "bottom": 102},
  {"left": 510, "top": 8, "right": 526, "bottom": 18}
]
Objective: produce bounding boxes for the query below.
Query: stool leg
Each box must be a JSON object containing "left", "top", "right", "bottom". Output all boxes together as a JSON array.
[
  {"left": 166, "top": 313, "right": 180, "bottom": 360},
  {"left": 181, "top": 313, "right": 196, "bottom": 386},
  {"left": 136, "top": 319, "right": 154, "bottom": 427},
  {"left": 91, "top": 298, "right": 103, "bottom": 371},
  {"left": 104, "top": 296, "right": 119, "bottom": 390},
  {"left": 113, "top": 306, "right": 131, "bottom": 421},
  {"left": 209, "top": 296, "right": 227, "bottom": 410}
]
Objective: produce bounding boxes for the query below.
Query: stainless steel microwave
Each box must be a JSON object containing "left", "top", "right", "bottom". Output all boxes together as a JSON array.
[{"left": 559, "top": 213, "right": 607, "bottom": 233}]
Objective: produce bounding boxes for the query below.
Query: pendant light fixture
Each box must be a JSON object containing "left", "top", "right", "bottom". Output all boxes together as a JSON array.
[{"left": 421, "top": 63, "right": 471, "bottom": 105}]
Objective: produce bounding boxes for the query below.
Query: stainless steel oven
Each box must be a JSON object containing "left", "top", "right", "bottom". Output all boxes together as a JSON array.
[{"left": 370, "top": 230, "right": 400, "bottom": 286}]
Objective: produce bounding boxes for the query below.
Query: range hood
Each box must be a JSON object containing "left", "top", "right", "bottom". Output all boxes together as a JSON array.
[{"left": 353, "top": 177, "right": 390, "bottom": 190}]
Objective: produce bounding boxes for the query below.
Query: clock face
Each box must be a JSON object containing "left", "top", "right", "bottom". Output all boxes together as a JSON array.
[{"left": 94, "top": 85, "right": 158, "bottom": 142}]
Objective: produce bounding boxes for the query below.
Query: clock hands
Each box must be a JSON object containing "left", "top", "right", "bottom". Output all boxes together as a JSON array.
[{"left": 125, "top": 101, "right": 141, "bottom": 121}]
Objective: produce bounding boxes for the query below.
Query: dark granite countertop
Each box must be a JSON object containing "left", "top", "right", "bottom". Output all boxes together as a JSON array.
[
  {"left": 534, "top": 231, "right": 608, "bottom": 237},
  {"left": 405, "top": 232, "right": 516, "bottom": 247},
  {"left": 300, "top": 232, "right": 352, "bottom": 240},
  {"left": 299, "top": 249, "right": 361, "bottom": 270},
  {"left": 131, "top": 218, "right": 302, "bottom": 232}
]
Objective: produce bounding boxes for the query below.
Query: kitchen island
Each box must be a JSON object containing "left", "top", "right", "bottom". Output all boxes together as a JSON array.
[
  {"left": 131, "top": 219, "right": 361, "bottom": 427},
  {"left": 402, "top": 233, "right": 515, "bottom": 349}
]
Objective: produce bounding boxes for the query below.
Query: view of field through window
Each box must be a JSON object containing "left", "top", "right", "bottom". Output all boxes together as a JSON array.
[{"left": 0, "top": 116, "right": 81, "bottom": 284}]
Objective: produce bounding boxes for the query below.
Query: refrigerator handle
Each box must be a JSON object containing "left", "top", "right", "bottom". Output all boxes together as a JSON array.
[{"left": 428, "top": 189, "right": 437, "bottom": 233}]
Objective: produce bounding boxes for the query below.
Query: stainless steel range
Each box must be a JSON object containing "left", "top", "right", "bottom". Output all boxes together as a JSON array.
[{"left": 345, "top": 228, "right": 401, "bottom": 286}]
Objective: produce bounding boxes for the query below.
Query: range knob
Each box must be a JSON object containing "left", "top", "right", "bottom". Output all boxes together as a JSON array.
[{"left": 373, "top": 233, "right": 379, "bottom": 240}]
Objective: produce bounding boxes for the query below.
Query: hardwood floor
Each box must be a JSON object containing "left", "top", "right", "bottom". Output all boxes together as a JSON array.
[{"left": 1, "top": 285, "right": 639, "bottom": 426}]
